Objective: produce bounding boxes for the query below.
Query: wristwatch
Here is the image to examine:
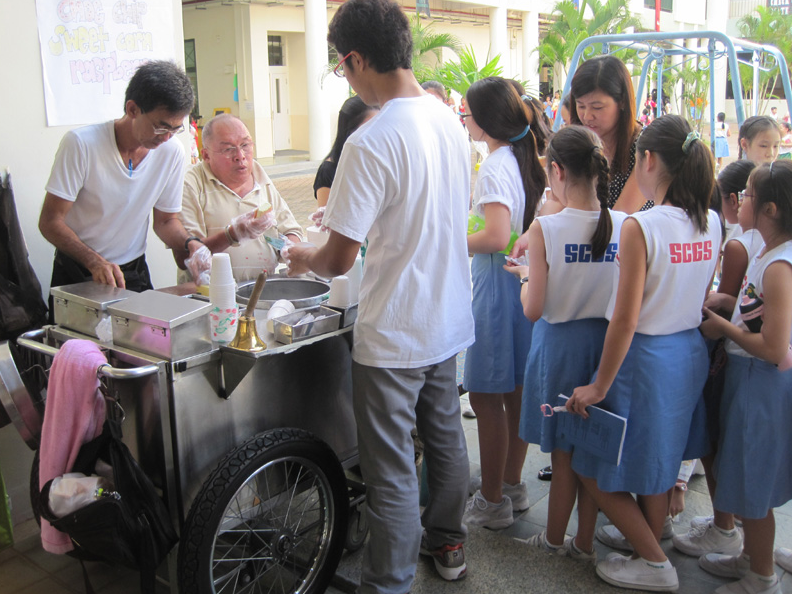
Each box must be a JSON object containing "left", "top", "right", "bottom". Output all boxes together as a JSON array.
[
  {"left": 675, "top": 481, "right": 688, "bottom": 492},
  {"left": 520, "top": 276, "right": 530, "bottom": 285},
  {"left": 184, "top": 236, "right": 204, "bottom": 252}
]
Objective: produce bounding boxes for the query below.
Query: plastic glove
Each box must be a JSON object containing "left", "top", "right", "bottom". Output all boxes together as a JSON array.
[
  {"left": 230, "top": 208, "right": 277, "bottom": 242},
  {"left": 279, "top": 236, "right": 296, "bottom": 264},
  {"left": 309, "top": 207, "right": 328, "bottom": 231},
  {"left": 185, "top": 245, "right": 212, "bottom": 286}
]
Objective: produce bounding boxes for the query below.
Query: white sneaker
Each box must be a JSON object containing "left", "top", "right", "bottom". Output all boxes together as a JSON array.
[
  {"left": 467, "top": 477, "right": 529, "bottom": 511},
  {"left": 518, "top": 530, "right": 596, "bottom": 563},
  {"left": 691, "top": 514, "right": 743, "bottom": 530},
  {"left": 595, "top": 517, "right": 674, "bottom": 553},
  {"left": 714, "top": 572, "right": 780, "bottom": 594},
  {"left": 561, "top": 536, "right": 597, "bottom": 564},
  {"left": 463, "top": 490, "right": 513, "bottom": 530},
  {"left": 672, "top": 519, "right": 743, "bottom": 557},
  {"left": 461, "top": 403, "right": 476, "bottom": 418},
  {"left": 774, "top": 547, "right": 792, "bottom": 572},
  {"left": 699, "top": 553, "right": 750, "bottom": 578},
  {"left": 596, "top": 553, "right": 679, "bottom": 592}
]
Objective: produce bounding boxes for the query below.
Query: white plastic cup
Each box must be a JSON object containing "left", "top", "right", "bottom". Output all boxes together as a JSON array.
[
  {"left": 209, "top": 283, "right": 236, "bottom": 304},
  {"left": 210, "top": 253, "right": 234, "bottom": 286},
  {"left": 209, "top": 302, "right": 238, "bottom": 344},
  {"left": 345, "top": 255, "right": 363, "bottom": 303},
  {"left": 306, "top": 225, "right": 330, "bottom": 248},
  {"left": 328, "top": 275, "right": 352, "bottom": 307},
  {"left": 266, "top": 299, "right": 296, "bottom": 333}
]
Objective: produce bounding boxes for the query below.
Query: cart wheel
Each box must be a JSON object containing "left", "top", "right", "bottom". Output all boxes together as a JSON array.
[
  {"left": 344, "top": 501, "right": 368, "bottom": 552},
  {"left": 178, "top": 428, "right": 348, "bottom": 594}
]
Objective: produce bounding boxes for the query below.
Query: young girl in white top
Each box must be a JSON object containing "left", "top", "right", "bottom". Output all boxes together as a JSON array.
[
  {"left": 714, "top": 111, "right": 731, "bottom": 171},
  {"left": 699, "top": 160, "right": 792, "bottom": 594},
  {"left": 567, "top": 115, "right": 721, "bottom": 592},
  {"left": 738, "top": 116, "right": 781, "bottom": 164},
  {"left": 508, "top": 125, "right": 626, "bottom": 560},
  {"left": 462, "top": 76, "right": 546, "bottom": 529}
]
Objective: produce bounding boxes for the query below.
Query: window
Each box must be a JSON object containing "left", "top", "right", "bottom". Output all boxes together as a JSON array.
[
  {"left": 184, "top": 39, "right": 200, "bottom": 118},
  {"left": 268, "top": 35, "right": 284, "bottom": 66},
  {"left": 644, "top": 0, "right": 673, "bottom": 12}
]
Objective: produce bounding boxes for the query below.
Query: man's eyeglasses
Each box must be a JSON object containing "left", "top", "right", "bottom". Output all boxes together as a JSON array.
[
  {"left": 209, "top": 143, "right": 255, "bottom": 159},
  {"left": 146, "top": 113, "right": 184, "bottom": 136},
  {"left": 333, "top": 51, "right": 354, "bottom": 78},
  {"left": 738, "top": 190, "right": 752, "bottom": 205}
]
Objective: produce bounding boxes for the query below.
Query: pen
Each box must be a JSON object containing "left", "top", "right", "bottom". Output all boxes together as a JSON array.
[{"left": 128, "top": 159, "right": 133, "bottom": 178}]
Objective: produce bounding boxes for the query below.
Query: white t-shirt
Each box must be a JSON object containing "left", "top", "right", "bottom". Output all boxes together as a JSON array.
[
  {"left": 472, "top": 145, "right": 525, "bottom": 234},
  {"left": 726, "top": 241, "right": 792, "bottom": 358},
  {"left": 607, "top": 206, "right": 721, "bottom": 335},
  {"left": 323, "top": 95, "right": 475, "bottom": 368},
  {"left": 46, "top": 121, "right": 185, "bottom": 264},
  {"left": 539, "top": 208, "right": 627, "bottom": 323},
  {"left": 731, "top": 228, "right": 764, "bottom": 264}
]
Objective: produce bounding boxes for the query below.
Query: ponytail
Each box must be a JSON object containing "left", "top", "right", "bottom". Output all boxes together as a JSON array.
[
  {"left": 637, "top": 115, "right": 712, "bottom": 234},
  {"left": 545, "top": 125, "right": 612, "bottom": 260}
]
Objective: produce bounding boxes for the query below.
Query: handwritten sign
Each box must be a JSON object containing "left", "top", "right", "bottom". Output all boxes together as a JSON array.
[{"left": 36, "top": 0, "right": 176, "bottom": 126}]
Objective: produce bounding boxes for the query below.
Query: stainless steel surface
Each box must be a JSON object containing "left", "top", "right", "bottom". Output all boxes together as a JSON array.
[
  {"left": 326, "top": 303, "right": 358, "bottom": 328},
  {"left": 237, "top": 277, "right": 330, "bottom": 310},
  {"left": 273, "top": 306, "right": 341, "bottom": 344},
  {"left": 0, "top": 341, "right": 41, "bottom": 449},
  {"left": 51, "top": 281, "right": 137, "bottom": 338},
  {"left": 108, "top": 290, "right": 212, "bottom": 360},
  {"left": 16, "top": 329, "right": 160, "bottom": 379}
]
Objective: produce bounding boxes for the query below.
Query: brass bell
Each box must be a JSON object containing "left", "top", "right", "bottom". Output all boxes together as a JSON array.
[{"left": 228, "top": 271, "right": 267, "bottom": 352}]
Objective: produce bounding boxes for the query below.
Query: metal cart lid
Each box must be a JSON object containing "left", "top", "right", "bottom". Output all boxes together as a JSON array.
[
  {"left": 107, "top": 290, "right": 211, "bottom": 329},
  {"left": 50, "top": 281, "right": 138, "bottom": 310}
]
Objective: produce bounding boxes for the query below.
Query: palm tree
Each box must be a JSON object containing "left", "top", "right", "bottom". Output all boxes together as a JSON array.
[
  {"left": 537, "top": 0, "right": 642, "bottom": 87},
  {"left": 434, "top": 46, "right": 504, "bottom": 96},
  {"left": 411, "top": 15, "right": 462, "bottom": 83},
  {"left": 737, "top": 6, "right": 792, "bottom": 114}
]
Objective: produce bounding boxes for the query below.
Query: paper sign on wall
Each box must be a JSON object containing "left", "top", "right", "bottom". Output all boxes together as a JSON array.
[{"left": 35, "top": 0, "right": 176, "bottom": 126}]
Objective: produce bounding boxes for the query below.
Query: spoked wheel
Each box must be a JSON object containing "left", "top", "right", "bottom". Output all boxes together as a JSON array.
[{"left": 178, "top": 428, "right": 348, "bottom": 594}]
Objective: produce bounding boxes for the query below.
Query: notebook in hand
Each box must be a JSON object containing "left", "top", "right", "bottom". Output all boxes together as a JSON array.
[{"left": 555, "top": 394, "right": 627, "bottom": 466}]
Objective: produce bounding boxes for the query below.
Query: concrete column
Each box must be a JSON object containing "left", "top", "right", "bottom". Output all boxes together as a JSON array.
[
  {"left": 706, "top": 0, "right": 728, "bottom": 117},
  {"left": 489, "top": 6, "right": 509, "bottom": 76},
  {"left": 304, "top": 0, "right": 331, "bottom": 160},
  {"left": 522, "top": 10, "right": 540, "bottom": 96}
]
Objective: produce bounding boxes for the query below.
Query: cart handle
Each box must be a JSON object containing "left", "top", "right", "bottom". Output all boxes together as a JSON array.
[{"left": 16, "top": 329, "right": 160, "bottom": 380}]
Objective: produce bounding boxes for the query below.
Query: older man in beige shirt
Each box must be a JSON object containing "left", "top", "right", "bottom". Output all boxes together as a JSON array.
[{"left": 178, "top": 114, "right": 303, "bottom": 283}]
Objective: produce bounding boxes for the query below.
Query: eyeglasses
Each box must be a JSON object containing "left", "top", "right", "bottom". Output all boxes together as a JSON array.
[
  {"left": 333, "top": 51, "right": 353, "bottom": 78},
  {"left": 208, "top": 142, "right": 255, "bottom": 159},
  {"left": 460, "top": 114, "right": 472, "bottom": 118},
  {"left": 738, "top": 190, "right": 753, "bottom": 205},
  {"left": 145, "top": 113, "right": 185, "bottom": 136}
]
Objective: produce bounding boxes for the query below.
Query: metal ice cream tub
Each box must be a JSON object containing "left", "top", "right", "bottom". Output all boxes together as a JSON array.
[
  {"left": 51, "top": 281, "right": 137, "bottom": 338},
  {"left": 237, "top": 277, "right": 330, "bottom": 311},
  {"left": 107, "top": 290, "right": 212, "bottom": 360}
]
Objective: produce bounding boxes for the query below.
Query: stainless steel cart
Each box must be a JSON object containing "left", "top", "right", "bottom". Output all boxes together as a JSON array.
[{"left": 7, "top": 320, "right": 363, "bottom": 594}]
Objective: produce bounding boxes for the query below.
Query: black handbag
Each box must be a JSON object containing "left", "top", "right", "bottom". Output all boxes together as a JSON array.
[{"left": 39, "top": 418, "right": 177, "bottom": 593}]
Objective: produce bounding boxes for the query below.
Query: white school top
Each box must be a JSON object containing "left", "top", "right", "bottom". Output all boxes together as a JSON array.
[
  {"left": 539, "top": 208, "right": 627, "bottom": 323},
  {"left": 323, "top": 95, "right": 474, "bottom": 368},
  {"left": 606, "top": 206, "right": 722, "bottom": 335},
  {"left": 46, "top": 121, "right": 185, "bottom": 265},
  {"left": 726, "top": 241, "right": 792, "bottom": 358},
  {"left": 472, "top": 146, "right": 525, "bottom": 235},
  {"left": 731, "top": 228, "right": 764, "bottom": 264}
]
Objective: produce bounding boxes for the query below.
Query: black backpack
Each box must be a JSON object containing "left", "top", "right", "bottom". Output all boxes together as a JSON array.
[{"left": 39, "top": 418, "right": 177, "bottom": 593}]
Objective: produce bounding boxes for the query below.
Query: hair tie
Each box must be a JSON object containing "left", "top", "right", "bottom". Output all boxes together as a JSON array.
[
  {"left": 682, "top": 130, "right": 700, "bottom": 154},
  {"left": 509, "top": 125, "right": 530, "bottom": 143},
  {"left": 521, "top": 94, "right": 530, "bottom": 102}
]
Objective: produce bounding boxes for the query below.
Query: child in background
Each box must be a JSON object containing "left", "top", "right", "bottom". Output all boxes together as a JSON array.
[
  {"left": 777, "top": 121, "right": 792, "bottom": 160},
  {"left": 699, "top": 160, "right": 792, "bottom": 594},
  {"left": 507, "top": 125, "right": 626, "bottom": 561},
  {"left": 738, "top": 115, "right": 781, "bottom": 163},
  {"left": 714, "top": 112, "right": 731, "bottom": 171},
  {"left": 462, "top": 76, "right": 546, "bottom": 529},
  {"left": 567, "top": 115, "right": 721, "bottom": 592}
]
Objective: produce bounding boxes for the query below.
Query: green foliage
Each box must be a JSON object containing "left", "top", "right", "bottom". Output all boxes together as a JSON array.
[
  {"left": 434, "top": 46, "right": 504, "bottom": 96},
  {"left": 536, "top": 0, "right": 643, "bottom": 79},
  {"left": 411, "top": 15, "right": 462, "bottom": 84}
]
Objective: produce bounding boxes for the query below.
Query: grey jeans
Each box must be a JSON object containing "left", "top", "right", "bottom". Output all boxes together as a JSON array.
[{"left": 353, "top": 355, "right": 469, "bottom": 594}]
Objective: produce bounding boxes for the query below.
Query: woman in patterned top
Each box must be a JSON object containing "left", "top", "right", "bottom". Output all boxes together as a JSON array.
[{"left": 569, "top": 56, "right": 649, "bottom": 214}]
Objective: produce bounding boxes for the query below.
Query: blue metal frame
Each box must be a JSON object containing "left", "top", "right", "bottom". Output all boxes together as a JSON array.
[{"left": 556, "top": 31, "right": 792, "bottom": 150}]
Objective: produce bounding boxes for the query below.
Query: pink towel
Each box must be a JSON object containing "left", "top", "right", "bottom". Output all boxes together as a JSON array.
[{"left": 39, "top": 339, "right": 107, "bottom": 554}]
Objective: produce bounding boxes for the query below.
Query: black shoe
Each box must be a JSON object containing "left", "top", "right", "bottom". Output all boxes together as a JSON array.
[{"left": 537, "top": 466, "right": 552, "bottom": 481}]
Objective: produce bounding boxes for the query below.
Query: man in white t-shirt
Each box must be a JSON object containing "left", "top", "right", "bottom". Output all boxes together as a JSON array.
[
  {"left": 286, "top": 1, "right": 474, "bottom": 591},
  {"left": 40, "top": 60, "right": 204, "bottom": 293}
]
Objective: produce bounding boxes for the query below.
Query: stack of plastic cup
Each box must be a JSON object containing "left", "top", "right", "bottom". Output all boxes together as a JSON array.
[
  {"left": 208, "top": 253, "right": 238, "bottom": 344},
  {"left": 345, "top": 254, "right": 363, "bottom": 304},
  {"left": 328, "top": 275, "right": 353, "bottom": 307}
]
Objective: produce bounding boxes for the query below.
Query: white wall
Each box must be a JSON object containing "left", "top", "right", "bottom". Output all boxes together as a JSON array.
[{"left": 0, "top": 0, "right": 187, "bottom": 525}]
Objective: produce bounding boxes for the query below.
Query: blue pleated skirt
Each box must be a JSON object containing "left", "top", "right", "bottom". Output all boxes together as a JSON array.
[
  {"left": 463, "top": 252, "right": 533, "bottom": 393},
  {"left": 713, "top": 355, "right": 792, "bottom": 519},
  {"left": 714, "top": 137, "right": 730, "bottom": 159},
  {"left": 520, "top": 317, "right": 608, "bottom": 453},
  {"left": 571, "top": 329, "right": 709, "bottom": 495}
]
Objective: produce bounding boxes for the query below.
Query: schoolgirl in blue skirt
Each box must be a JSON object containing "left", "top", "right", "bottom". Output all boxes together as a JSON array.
[
  {"left": 566, "top": 115, "right": 721, "bottom": 592},
  {"left": 506, "top": 126, "right": 626, "bottom": 559},
  {"left": 462, "top": 77, "right": 546, "bottom": 529},
  {"left": 699, "top": 160, "right": 792, "bottom": 594}
]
